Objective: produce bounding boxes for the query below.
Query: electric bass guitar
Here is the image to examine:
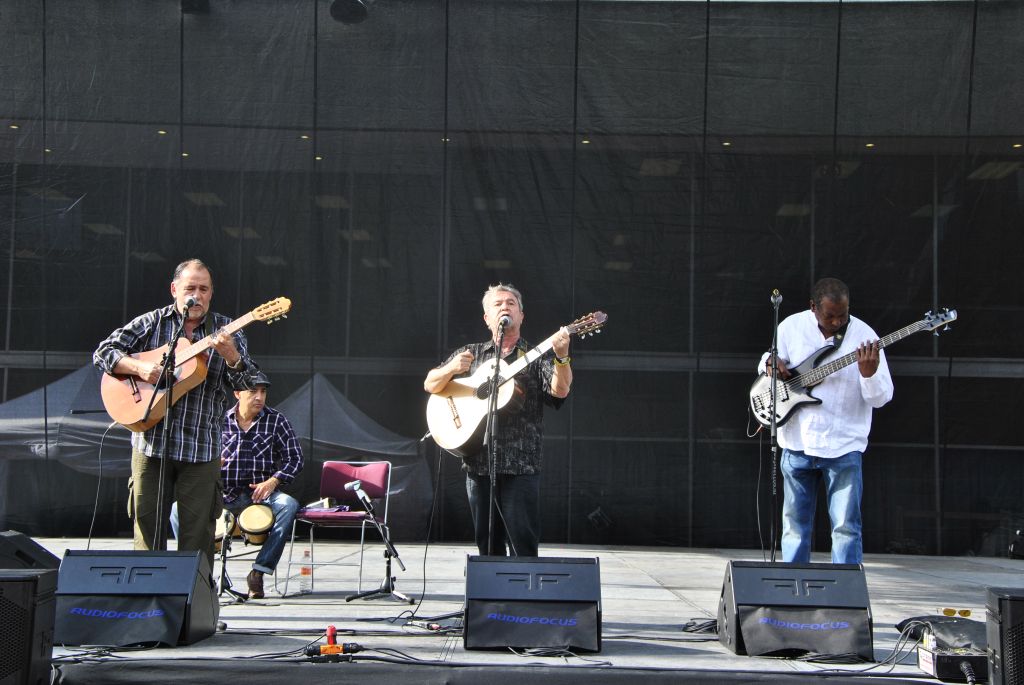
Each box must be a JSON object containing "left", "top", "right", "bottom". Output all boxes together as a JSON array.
[
  {"left": 100, "top": 297, "right": 292, "bottom": 432},
  {"left": 749, "top": 308, "right": 957, "bottom": 428},
  {"left": 426, "top": 311, "right": 608, "bottom": 458}
]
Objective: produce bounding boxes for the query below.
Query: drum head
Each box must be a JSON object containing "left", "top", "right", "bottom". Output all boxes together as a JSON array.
[{"left": 238, "top": 503, "right": 273, "bottom": 534}]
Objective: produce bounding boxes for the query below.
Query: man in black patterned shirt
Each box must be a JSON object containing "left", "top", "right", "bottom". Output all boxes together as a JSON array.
[
  {"left": 94, "top": 258, "right": 256, "bottom": 570},
  {"left": 424, "top": 284, "right": 572, "bottom": 556}
]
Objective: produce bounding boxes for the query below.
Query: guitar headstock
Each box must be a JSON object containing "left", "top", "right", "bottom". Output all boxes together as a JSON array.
[
  {"left": 923, "top": 307, "right": 957, "bottom": 334},
  {"left": 566, "top": 311, "right": 608, "bottom": 339},
  {"left": 253, "top": 297, "right": 292, "bottom": 324}
]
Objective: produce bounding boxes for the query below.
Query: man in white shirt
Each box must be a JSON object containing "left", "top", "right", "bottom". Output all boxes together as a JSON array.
[{"left": 761, "top": 278, "right": 894, "bottom": 564}]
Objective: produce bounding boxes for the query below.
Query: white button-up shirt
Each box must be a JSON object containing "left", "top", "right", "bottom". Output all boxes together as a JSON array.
[{"left": 759, "top": 309, "right": 894, "bottom": 459}]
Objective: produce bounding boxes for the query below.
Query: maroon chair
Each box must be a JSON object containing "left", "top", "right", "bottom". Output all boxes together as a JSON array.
[{"left": 278, "top": 460, "right": 392, "bottom": 596}]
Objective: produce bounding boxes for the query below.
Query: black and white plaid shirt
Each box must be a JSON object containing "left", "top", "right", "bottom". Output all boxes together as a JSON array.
[
  {"left": 438, "top": 338, "right": 564, "bottom": 476},
  {"left": 93, "top": 304, "right": 256, "bottom": 463},
  {"left": 221, "top": 405, "right": 303, "bottom": 504}
]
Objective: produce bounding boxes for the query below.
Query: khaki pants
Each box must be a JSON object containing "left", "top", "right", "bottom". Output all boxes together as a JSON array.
[{"left": 129, "top": 450, "right": 221, "bottom": 571}]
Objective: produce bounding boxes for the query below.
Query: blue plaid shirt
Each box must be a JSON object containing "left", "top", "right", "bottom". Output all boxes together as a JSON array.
[
  {"left": 221, "top": 405, "right": 304, "bottom": 504},
  {"left": 93, "top": 304, "right": 256, "bottom": 463}
]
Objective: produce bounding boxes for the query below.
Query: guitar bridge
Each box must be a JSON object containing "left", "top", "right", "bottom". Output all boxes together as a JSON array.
[{"left": 446, "top": 396, "right": 462, "bottom": 429}]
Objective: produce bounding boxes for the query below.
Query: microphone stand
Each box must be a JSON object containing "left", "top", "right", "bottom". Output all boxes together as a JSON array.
[
  {"left": 768, "top": 290, "right": 783, "bottom": 563},
  {"left": 481, "top": 322, "right": 507, "bottom": 556},
  {"left": 345, "top": 487, "right": 412, "bottom": 604},
  {"left": 216, "top": 511, "right": 248, "bottom": 603},
  {"left": 143, "top": 304, "right": 189, "bottom": 552}
]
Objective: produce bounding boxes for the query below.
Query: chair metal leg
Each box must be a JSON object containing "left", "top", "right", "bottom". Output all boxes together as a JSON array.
[
  {"left": 276, "top": 518, "right": 300, "bottom": 597},
  {"left": 357, "top": 521, "right": 367, "bottom": 591}
]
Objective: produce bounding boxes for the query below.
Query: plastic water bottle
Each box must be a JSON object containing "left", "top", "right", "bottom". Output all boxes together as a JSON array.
[{"left": 299, "top": 549, "right": 312, "bottom": 594}]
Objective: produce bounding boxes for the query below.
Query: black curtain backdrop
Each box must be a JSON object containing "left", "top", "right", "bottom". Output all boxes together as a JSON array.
[{"left": 0, "top": 0, "right": 1021, "bottom": 557}]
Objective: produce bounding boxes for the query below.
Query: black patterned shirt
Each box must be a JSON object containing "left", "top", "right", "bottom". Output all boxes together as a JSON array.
[
  {"left": 93, "top": 304, "right": 257, "bottom": 463},
  {"left": 221, "top": 405, "right": 304, "bottom": 504},
  {"left": 438, "top": 338, "right": 564, "bottom": 476}
]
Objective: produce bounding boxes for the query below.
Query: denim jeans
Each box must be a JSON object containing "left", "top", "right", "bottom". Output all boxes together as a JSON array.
[
  {"left": 781, "top": 449, "right": 864, "bottom": 564},
  {"left": 466, "top": 472, "right": 540, "bottom": 557},
  {"left": 171, "top": 490, "right": 299, "bottom": 575}
]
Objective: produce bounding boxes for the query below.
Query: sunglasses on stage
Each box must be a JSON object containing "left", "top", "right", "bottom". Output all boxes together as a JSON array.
[{"left": 939, "top": 608, "right": 972, "bottom": 617}]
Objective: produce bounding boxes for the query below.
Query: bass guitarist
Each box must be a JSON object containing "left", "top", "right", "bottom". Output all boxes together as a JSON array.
[
  {"left": 93, "top": 258, "right": 258, "bottom": 569},
  {"left": 424, "top": 283, "right": 572, "bottom": 557},
  {"left": 760, "top": 277, "right": 893, "bottom": 565}
]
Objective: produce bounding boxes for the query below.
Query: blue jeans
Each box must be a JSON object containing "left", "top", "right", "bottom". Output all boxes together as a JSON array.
[
  {"left": 466, "top": 472, "right": 540, "bottom": 557},
  {"left": 781, "top": 449, "right": 864, "bottom": 564},
  {"left": 171, "top": 490, "right": 299, "bottom": 575}
]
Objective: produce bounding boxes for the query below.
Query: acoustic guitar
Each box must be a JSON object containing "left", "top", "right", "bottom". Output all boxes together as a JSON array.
[
  {"left": 100, "top": 297, "right": 291, "bottom": 432},
  {"left": 426, "top": 311, "right": 607, "bottom": 457}
]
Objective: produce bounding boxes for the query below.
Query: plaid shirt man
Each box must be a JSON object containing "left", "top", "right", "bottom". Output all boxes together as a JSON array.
[
  {"left": 221, "top": 404, "right": 303, "bottom": 504},
  {"left": 93, "top": 303, "right": 256, "bottom": 463}
]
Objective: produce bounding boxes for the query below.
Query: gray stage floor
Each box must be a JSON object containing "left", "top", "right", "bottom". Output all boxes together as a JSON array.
[{"left": 40, "top": 536, "right": 1023, "bottom": 681}]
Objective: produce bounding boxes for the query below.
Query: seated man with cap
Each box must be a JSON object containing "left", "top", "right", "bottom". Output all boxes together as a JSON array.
[{"left": 172, "top": 370, "right": 303, "bottom": 599}]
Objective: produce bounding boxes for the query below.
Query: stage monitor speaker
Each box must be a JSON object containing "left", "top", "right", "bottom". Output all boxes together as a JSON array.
[
  {"left": 464, "top": 555, "right": 601, "bottom": 652},
  {"left": 717, "top": 560, "right": 873, "bottom": 661},
  {"left": 0, "top": 569, "right": 57, "bottom": 685},
  {"left": 0, "top": 530, "right": 61, "bottom": 570},
  {"left": 54, "top": 550, "right": 218, "bottom": 647},
  {"left": 986, "top": 586, "right": 1024, "bottom": 685}
]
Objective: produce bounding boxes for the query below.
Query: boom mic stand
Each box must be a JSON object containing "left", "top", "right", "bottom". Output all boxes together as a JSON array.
[
  {"left": 143, "top": 304, "right": 190, "bottom": 553},
  {"left": 482, "top": 320, "right": 508, "bottom": 556},
  {"left": 345, "top": 482, "right": 413, "bottom": 604},
  {"left": 768, "top": 289, "right": 783, "bottom": 563},
  {"left": 216, "top": 511, "right": 248, "bottom": 603}
]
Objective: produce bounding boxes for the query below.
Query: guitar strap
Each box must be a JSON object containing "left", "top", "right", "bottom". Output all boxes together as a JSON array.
[{"left": 830, "top": 321, "right": 850, "bottom": 350}]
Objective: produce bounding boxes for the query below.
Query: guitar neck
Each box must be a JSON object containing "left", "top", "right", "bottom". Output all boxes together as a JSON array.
[
  {"left": 498, "top": 337, "right": 555, "bottom": 384},
  {"left": 176, "top": 312, "right": 255, "bottom": 366},
  {"left": 800, "top": 319, "right": 929, "bottom": 386}
]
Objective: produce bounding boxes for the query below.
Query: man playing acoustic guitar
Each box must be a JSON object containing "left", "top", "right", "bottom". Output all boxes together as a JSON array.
[
  {"left": 424, "top": 283, "right": 572, "bottom": 557},
  {"left": 94, "top": 258, "right": 259, "bottom": 570}
]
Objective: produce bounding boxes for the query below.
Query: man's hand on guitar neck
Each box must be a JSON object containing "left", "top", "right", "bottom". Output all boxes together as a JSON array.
[
  {"left": 765, "top": 355, "right": 792, "bottom": 380},
  {"left": 212, "top": 328, "right": 243, "bottom": 368},
  {"left": 856, "top": 340, "right": 881, "bottom": 378}
]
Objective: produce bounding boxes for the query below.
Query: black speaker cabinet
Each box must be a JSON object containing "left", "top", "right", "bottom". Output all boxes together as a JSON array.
[
  {"left": 717, "top": 560, "right": 874, "bottom": 661},
  {"left": 54, "top": 550, "right": 218, "bottom": 647},
  {"left": 0, "top": 530, "right": 61, "bottom": 570},
  {"left": 464, "top": 555, "right": 601, "bottom": 652},
  {"left": 0, "top": 569, "right": 57, "bottom": 685},
  {"left": 986, "top": 586, "right": 1024, "bottom": 685}
]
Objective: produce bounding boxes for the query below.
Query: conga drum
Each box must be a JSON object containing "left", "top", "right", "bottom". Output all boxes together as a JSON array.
[{"left": 237, "top": 503, "right": 274, "bottom": 545}]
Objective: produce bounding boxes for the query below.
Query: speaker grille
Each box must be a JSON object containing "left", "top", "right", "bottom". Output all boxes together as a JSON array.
[
  {"left": 1007, "top": 620, "right": 1024, "bottom": 682},
  {"left": 0, "top": 586, "right": 30, "bottom": 680}
]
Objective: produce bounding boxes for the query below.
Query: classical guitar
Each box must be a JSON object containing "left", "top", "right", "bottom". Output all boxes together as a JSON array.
[
  {"left": 100, "top": 297, "right": 292, "bottom": 432},
  {"left": 749, "top": 308, "right": 957, "bottom": 428},
  {"left": 426, "top": 311, "right": 608, "bottom": 458}
]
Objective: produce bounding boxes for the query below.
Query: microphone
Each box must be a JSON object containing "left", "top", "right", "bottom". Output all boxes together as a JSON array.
[
  {"left": 184, "top": 296, "right": 198, "bottom": 309},
  {"left": 771, "top": 289, "right": 782, "bottom": 306},
  {"left": 498, "top": 315, "right": 512, "bottom": 328},
  {"left": 343, "top": 480, "right": 362, "bottom": 492}
]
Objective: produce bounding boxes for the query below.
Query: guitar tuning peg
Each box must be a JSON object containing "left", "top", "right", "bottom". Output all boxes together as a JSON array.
[
  {"left": 933, "top": 330, "right": 939, "bottom": 337},
  {"left": 943, "top": 325, "right": 951, "bottom": 331}
]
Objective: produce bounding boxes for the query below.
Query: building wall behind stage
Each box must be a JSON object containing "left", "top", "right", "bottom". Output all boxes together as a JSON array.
[{"left": 1, "top": 0, "right": 1022, "bottom": 556}]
